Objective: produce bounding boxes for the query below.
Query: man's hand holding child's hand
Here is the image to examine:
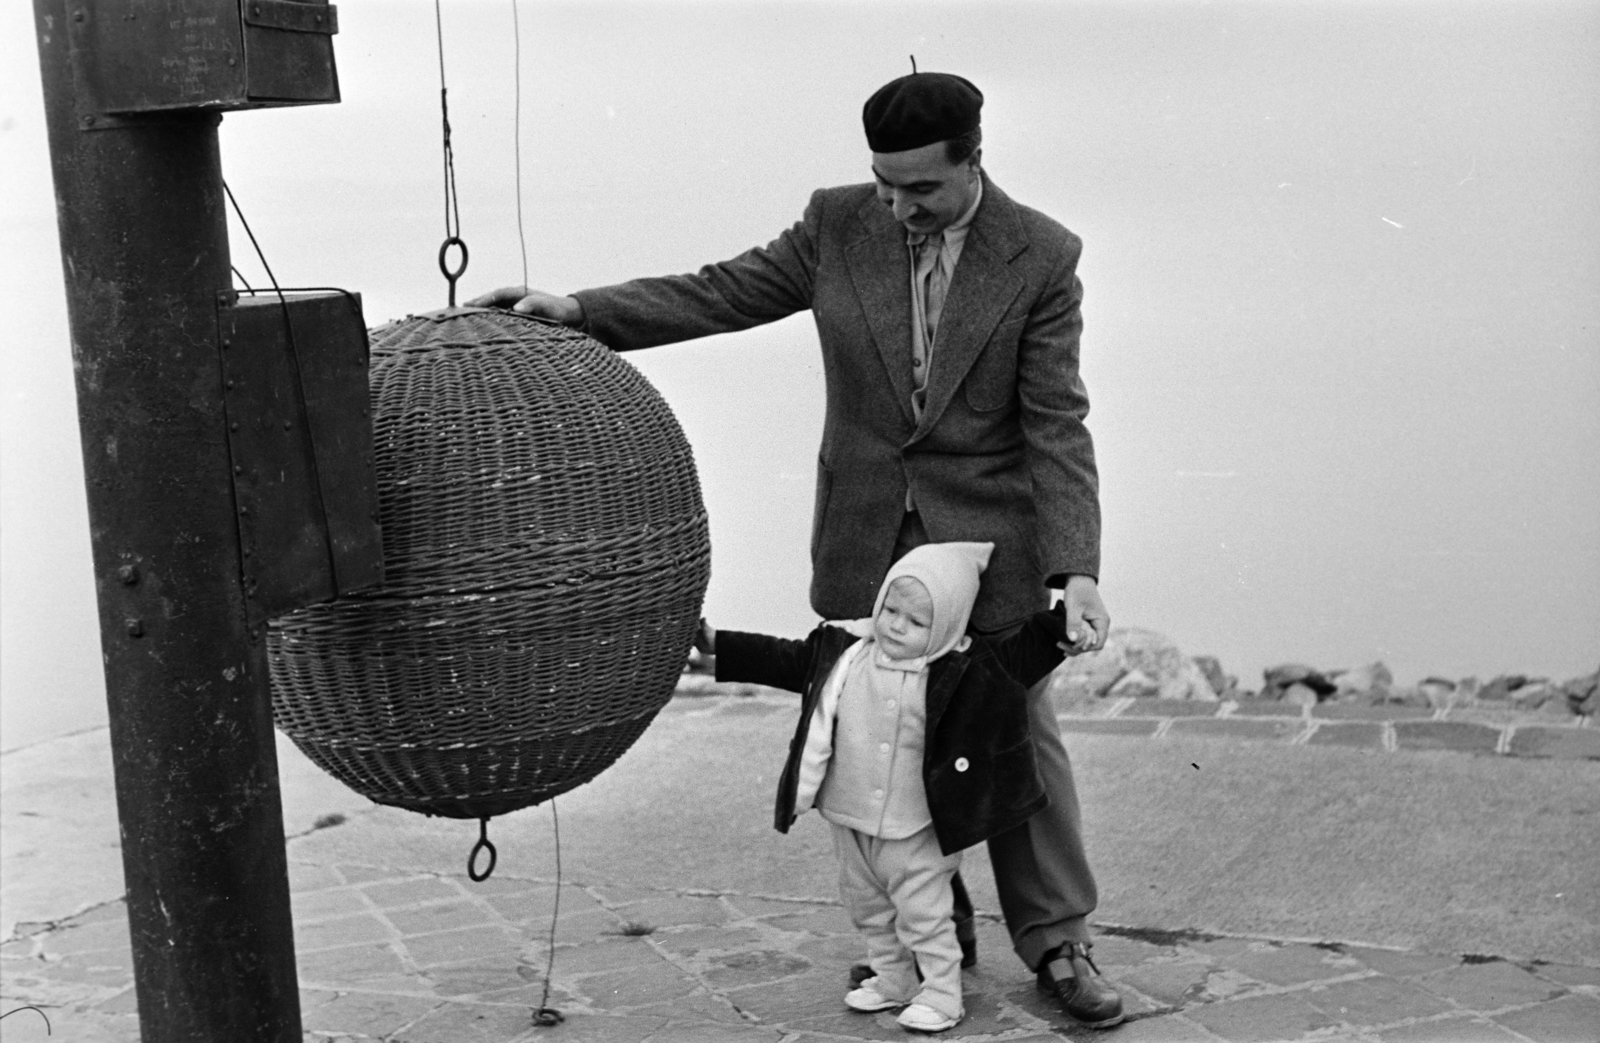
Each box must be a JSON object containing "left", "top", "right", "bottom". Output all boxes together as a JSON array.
[{"left": 1058, "top": 575, "right": 1109, "bottom": 657}]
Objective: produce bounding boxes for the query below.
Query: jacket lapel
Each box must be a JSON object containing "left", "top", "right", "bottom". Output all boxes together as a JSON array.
[
  {"left": 845, "top": 196, "right": 918, "bottom": 428},
  {"left": 911, "top": 176, "right": 1028, "bottom": 442}
]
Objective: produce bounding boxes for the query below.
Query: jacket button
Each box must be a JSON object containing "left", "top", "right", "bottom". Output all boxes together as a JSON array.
[{"left": 954, "top": 757, "right": 970, "bottom": 772}]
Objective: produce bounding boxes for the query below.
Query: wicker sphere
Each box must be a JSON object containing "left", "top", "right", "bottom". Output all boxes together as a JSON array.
[{"left": 267, "top": 309, "right": 711, "bottom": 819}]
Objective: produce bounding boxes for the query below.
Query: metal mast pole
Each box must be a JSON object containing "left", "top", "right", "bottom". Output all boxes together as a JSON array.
[{"left": 32, "top": 1, "right": 302, "bottom": 1038}]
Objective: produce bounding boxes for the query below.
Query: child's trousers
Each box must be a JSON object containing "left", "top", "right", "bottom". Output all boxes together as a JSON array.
[{"left": 829, "top": 822, "right": 964, "bottom": 1019}]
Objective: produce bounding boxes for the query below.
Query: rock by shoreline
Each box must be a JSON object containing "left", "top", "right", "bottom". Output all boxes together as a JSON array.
[
  {"left": 1045, "top": 628, "right": 1598, "bottom": 719},
  {"left": 681, "top": 631, "right": 1598, "bottom": 720}
]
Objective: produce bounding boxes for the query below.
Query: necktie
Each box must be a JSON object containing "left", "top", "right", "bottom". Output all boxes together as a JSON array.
[{"left": 917, "top": 234, "right": 949, "bottom": 346}]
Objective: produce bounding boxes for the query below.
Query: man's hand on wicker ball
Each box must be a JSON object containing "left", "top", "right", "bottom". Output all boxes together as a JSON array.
[
  {"left": 466, "top": 286, "right": 585, "bottom": 326},
  {"left": 693, "top": 619, "right": 717, "bottom": 656}
]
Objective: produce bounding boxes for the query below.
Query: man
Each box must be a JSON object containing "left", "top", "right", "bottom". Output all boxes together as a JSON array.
[{"left": 470, "top": 70, "right": 1123, "bottom": 1029}]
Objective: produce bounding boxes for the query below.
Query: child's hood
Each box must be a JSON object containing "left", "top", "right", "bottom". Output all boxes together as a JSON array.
[{"left": 870, "top": 541, "right": 994, "bottom": 666}]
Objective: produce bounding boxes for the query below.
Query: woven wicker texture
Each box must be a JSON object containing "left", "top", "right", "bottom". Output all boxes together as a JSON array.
[{"left": 268, "top": 309, "right": 711, "bottom": 819}]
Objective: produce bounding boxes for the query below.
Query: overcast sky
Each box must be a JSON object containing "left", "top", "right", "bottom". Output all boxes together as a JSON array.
[{"left": 3, "top": 0, "right": 1597, "bottom": 749}]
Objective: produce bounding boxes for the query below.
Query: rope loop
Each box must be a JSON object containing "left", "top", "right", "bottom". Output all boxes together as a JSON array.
[
  {"left": 467, "top": 816, "right": 497, "bottom": 881},
  {"left": 532, "top": 1007, "right": 565, "bottom": 1027},
  {"left": 438, "top": 236, "right": 469, "bottom": 307}
]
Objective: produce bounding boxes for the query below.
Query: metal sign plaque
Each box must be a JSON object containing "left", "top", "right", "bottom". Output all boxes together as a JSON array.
[
  {"left": 217, "top": 290, "right": 381, "bottom": 622},
  {"left": 65, "top": 0, "right": 338, "bottom": 120}
]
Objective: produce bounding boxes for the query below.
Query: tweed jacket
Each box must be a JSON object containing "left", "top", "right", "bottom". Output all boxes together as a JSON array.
[
  {"left": 574, "top": 175, "right": 1099, "bottom": 631},
  {"left": 713, "top": 606, "right": 1071, "bottom": 855}
]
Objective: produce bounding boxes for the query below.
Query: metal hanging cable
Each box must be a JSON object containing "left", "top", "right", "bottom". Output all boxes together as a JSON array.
[
  {"left": 506, "top": 8, "right": 562, "bottom": 1028},
  {"left": 434, "top": 0, "right": 468, "bottom": 306},
  {"left": 512, "top": 0, "right": 530, "bottom": 289}
]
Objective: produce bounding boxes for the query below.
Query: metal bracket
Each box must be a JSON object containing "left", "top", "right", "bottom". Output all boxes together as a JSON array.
[{"left": 243, "top": 0, "right": 338, "bottom": 35}]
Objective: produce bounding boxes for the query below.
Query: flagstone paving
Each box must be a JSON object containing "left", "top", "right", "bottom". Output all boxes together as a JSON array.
[
  {"left": 5, "top": 865, "right": 1597, "bottom": 1042},
  {"left": 4, "top": 691, "right": 1595, "bottom": 1041}
]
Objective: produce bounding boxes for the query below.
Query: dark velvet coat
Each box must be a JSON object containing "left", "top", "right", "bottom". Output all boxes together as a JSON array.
[
  {"left": 573, "top": 175, "right": 1099, "bottom": 632},
  {"left": 714, "top": 606, "right": 1070, "bottom": 855}
]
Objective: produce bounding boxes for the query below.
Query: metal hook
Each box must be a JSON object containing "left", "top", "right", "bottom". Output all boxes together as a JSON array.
[
  {"left": 438, "top": 236, "right": 469, "bottom": 308},
  {"left": 467, "top": 816, "right": 497, "bottom": 881}
]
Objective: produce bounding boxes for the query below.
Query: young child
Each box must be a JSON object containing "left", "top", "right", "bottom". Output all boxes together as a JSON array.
[{"left": 696, "top": 542, "right": 1074, "bottom": 1032}]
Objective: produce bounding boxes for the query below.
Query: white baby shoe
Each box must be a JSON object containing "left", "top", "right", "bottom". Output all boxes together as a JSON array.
[
  {"left": 896, "top": 1002, "right": 962, "bottom": 1033},
  {"left": 844, "top": 979, "right": 905, "bottom": 1013}
]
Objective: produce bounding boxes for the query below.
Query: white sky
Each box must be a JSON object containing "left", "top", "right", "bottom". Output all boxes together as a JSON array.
[{"left": 3, "top": 0, "right": 1598, "bottom": 749}]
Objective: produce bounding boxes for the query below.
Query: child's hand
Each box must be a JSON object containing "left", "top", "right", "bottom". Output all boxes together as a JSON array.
[
  {"left": 693, "top": 618, "right": 716, "bottom": 655},
  {"left": 1058, "top": 576, "right": 1109, "bottom": 656}
]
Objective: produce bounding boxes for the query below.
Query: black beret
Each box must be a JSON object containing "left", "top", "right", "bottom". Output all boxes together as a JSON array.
[{"left": 862, "top": 72, "right": 983, "bottom": 153}]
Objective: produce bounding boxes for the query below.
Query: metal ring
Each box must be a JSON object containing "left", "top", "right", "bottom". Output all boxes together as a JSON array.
[
  {"left": 467, "top": 817, "right": 497, "bottom": 881},
  {"left": 438, "top": 236, "right": 469, "bottom": 307}
]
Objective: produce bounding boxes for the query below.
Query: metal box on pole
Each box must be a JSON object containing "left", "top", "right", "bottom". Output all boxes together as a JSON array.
[{"left": 66, "top": 0, "right": 339, "bottom": 125}]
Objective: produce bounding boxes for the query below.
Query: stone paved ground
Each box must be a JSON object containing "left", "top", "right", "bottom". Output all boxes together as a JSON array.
[
  {"left": 4, "top": 869, "right": 1598, "bottom": 1042},
  {"left": 4, "top": 692, "right": 1597, "bottom": 1042},
  {"left": 1034, "top": 697, "right": 1592, "bottom": 763}
]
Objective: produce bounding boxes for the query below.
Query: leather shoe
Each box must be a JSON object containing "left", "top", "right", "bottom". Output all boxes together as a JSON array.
[{"left": 1036, "top": 942, "right": 1124, "bottom": 1028}]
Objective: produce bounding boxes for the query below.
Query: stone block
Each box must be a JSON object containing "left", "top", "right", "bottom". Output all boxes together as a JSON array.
[
  {"left": 1115, "top": 960, "right": 1212, "bottom": 1006},
  {"left": 721, "top": 969, "right": 848, "bottom": 1021},
  {"left": 548, "top": 936, "right": 662, "bottom": 976},
  {"left": 1091, "top": 1013, "right": 1222, "bottom": 1042},
  {"left": 360, "top": 875, "right": 462, "bottom": 908},
  {"left": 287, "top": 862, "right": 345, "bottom": 892},
  {"left": 701, "top": 949, "right": 812, "bottom": 988},
  {"left": 294, "top": 912, "right": 393, "bottom": 952},
  {"left": 399, "top": 925, "right": 520, "bottom": 969},
  {"left": 300, "top": 990, "right": 441, "bottom": 1039},
  {"left": 1346, "top": 947, "right": 1460, "bottom": 978},
  {"left": 1508, "top": 727, "right": 1600, "bottom": 761},
  {"left": 606, "top": 894, "right": 731, "bottom": 929},
  {"left": 1532, "top": 961, "right": 1600, "bottom": 988},
  {"left": 398, "top": 1000, "right": 588, "bottom": 1043},
  {"left": 295, "top": 941, "right": 411, "bottom": 985},
  {"left": 1139, "top": 699, "right": 1225, "bottom": 717},
  {"left": 384, "top": 899, "right": 494, "bottom": 937},
  {"left": 1229, "top": 698, "right": 1305, "bottom": 717},
  {"left": 1183, "top": 992, "right": 1340, "bottom": 1042},
  {"left": 1304, "top": 974, "right": 1455, "bottom": 1026},
  {"left": 1492, "top": 992, "right": 1600, "bottom": 1042},
  {"left": 1167, "top": 718, "right": 1302, "bottom": 741},
  {"left": 1314, "top": 702, "right": 1433, "bottom": 720},
  {"left": 290, "top": 885, "right": 370, "bottom": 923},
  {"left": 639, "top": 1022, "right": 787, "bottom": 1043},
  {"left": 1085, "top": 932, "right": 1177, "bottom": 967},
  {"left": 1306, "top": 722, "right": 1386, "bottom": 749},
  {"left": 1416, "top": 959, "right": 1565, "bottom": 1010},
  {"left": 37, "top": 919, "right": 129, "bottom": 957},
  {"left": 1218, "top": 942, "right": 1360, "bottom": 987},
  {"left": 1059, "top": 717, "right": 1161, "bottom": 736},
  {"left": 1393, "top": 721, "right": 1501, "bottom": 754},
  {"left": 427, "top": 959, "right": 531, "bottom": 998},
  {"left": 577, "top": 958, "right": 704, "bottom": 1011},
  {"left": 1378, "top": 1016, "right": 1524, "bottom": 1041}
]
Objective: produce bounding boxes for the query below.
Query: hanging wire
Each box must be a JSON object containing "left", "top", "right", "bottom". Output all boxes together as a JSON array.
[
  {"left": 511, "top": 0, "right": 530, "bottom": 290},
  {"left": 221, "top": 181, "right": 339, "bottom": 587},
  {"left": 433, "top": 0, "right": 468, "bottom": 305},
  {"left": 531, "top": 798, "right": 565, "bottom": 1027},
  {"left": 231, "top": 265, "right": 255, "bottom": 292}
]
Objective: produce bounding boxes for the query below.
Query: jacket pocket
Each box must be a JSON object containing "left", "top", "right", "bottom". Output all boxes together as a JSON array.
[
  {"left": 963, "top": 320, "right": 1025, "bottom": 412},
  {"left": 811, "top": 457, "right": 833, "bottom": 560}
]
